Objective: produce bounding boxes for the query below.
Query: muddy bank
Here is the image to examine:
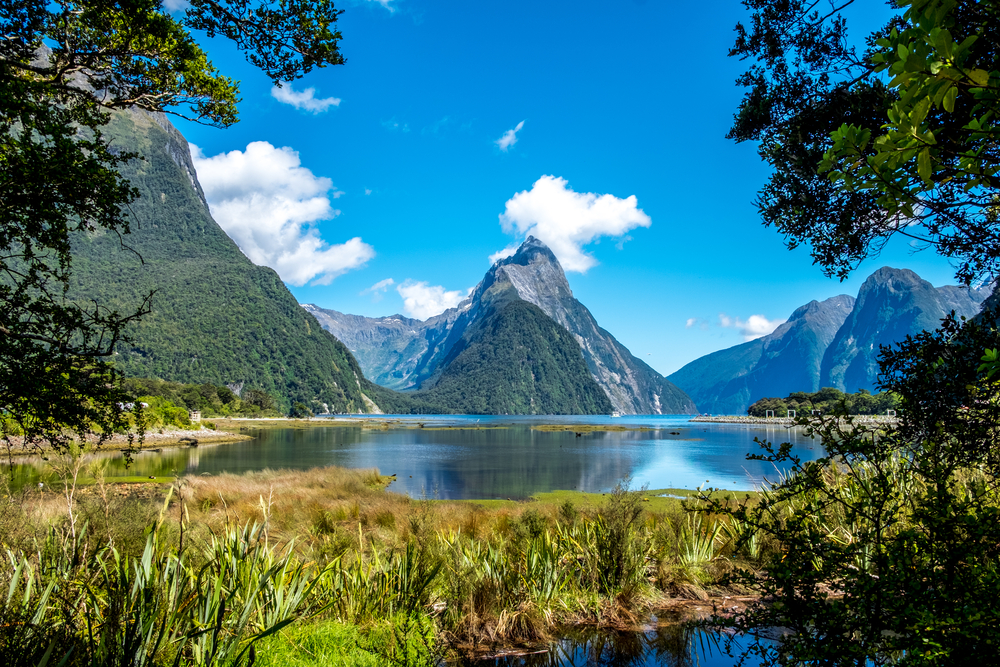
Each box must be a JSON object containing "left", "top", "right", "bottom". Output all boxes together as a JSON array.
[{"left": 3, "top": 427, "right": 251, "bottom": 459}]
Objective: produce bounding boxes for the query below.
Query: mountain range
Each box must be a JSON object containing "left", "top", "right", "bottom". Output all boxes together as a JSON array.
[
  {"left": 307, "top": 237, "right": 697, "bottom": 415},
  {"left": 69, "top": 109, "right": 686, "bottom": 415},
  {"left": 67, "top": 108, "right": 984, "bottom": 418},
  {"left": 668, "top": 267, "right": 990, "bottom": 414}
]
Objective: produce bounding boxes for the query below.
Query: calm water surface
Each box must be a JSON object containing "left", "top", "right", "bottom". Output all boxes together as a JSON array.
[
  {"left": 471, "top": 623, "right": 761, "bottom": 667},
  {"left": 12, "top": 415, "right": 821, "bottom": 497}
]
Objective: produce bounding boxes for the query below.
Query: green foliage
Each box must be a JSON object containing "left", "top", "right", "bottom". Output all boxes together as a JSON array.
[
  {"left": 290, "top": 402, "right": 315, "bottom": 419},
  {"left": 747, "top": 387, "right": 901, "bottom": 417},
  {"left": 66, "top": 109, "right": 390, "bottom": 415},
  {"left": 705, "top": 311, "right": 1000, "bottom": 665},
  {"left": 124, "top": 377, "right": 239, "bottom": 415},
  {"left": 729, "top": 0, "right": 1000, "bottom": 286},
  {"left": 2, "top": 0, "right": 345, "bottom": 452},
  {"left": 0, "top": 513, "right": 330, "bottom": 667},
  {"left": 138, "top": 395, "right": 193, "bottom": 430}
]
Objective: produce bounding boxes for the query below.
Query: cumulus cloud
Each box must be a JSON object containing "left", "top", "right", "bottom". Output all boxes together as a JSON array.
[
  {"left": 271, "top": 83, "right": 341, "bottom": 114},
  {"left": 366, "top": 0, "right": 396, "bottom": 11},
  {"left": 162, "top": 0, "right": 189, "bottom": 10},
  {"left": 493, "top": 175, "right": 652, "bottom": 273},
  {"left": 360, "top": 278, "right": 395, "bottom": 301},
  {"left": 396, "top": 280, "right": 469, "bottom": 320},
  {"left": 717, "top": 313, "right": 785, "bottom": 341},
  {"left": 495, "top": 120, "right": 525, "bottom": 152},
  {"left": 190, "top": 141, "right": 374, "bottom": 286}
]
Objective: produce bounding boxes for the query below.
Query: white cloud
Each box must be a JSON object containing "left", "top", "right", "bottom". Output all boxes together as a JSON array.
[
  {"left": 494, "top": 175, "right": 652, "bottom": 273},
  {"left": 364, "top": 188, "right": 373, "bottom": 195},
  {"left": 162, "top": 0, "right": 189, "bottom": 11},
  {"left": 366, "top": 0, "right": 396, "bottom": 11},
  {"left": 685, "top": 317, "right": 711, "bottom": 331},
  {"left": 488, "top": 244, "right": 519, "bottom": 265},
  {"left": 190, "top": 141, "right": 374, "bottom": 286},
  {"left": 271, "top": 83, "right": 341, "bottom": 114},
  {"left": 717, "top": 312, "right": 786, "bottom": 341},
  {"left": 495, "top": 120, "right": 525, "bottom": 152},
  {"left": 396, "top": 280, "right": 469, "bottom": 320},
  {"left": 361, "top": 278, "right": 395, "bottom": 301}
]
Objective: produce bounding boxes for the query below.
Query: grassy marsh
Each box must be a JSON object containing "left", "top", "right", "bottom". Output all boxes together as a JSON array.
[{"left": 0, "top": 460, "right": 766, "bottom": 664}]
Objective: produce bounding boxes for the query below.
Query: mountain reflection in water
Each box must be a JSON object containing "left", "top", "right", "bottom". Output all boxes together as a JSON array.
[{"left": 6, "top": 416, "right": 821, "bottom": 497}]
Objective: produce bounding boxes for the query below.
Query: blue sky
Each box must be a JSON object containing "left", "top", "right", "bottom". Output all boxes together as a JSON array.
[{"left": 175, "top": 0, "right": 961, "bottom": 376}]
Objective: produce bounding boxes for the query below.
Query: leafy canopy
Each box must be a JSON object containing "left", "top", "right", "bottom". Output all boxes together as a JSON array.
[
  {"left": 719, "top": 0, "right": 1000, "bottom": 662},
  {"left": 731, "top": 0, "right": 1000, "bottom": 285},
  {"left": 1, "top": 0, "right": 344, "bottom": 452}
]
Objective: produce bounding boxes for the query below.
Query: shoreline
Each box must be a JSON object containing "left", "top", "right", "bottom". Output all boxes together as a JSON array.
[
  {"left": 3, "top": 427, "right": 251, "bottom": 460},
  {"left": 691, "top": 414, "right": 899, "bottom": 425}
]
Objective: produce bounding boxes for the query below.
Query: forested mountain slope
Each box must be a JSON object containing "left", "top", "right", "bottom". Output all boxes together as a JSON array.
[
  {"left": 68, "top": 108, "right": 400, "bottom": 413},
  {"left": 417, "top": 283, "right": 613, "bottom": 415}
]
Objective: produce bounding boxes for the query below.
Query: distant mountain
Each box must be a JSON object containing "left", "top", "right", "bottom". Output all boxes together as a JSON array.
[
  {"left": 821, "top": 267, "right": 990, "bottom": 392},
  {"left": 67, "top": 108, "right": 418, "bottom": 414},
  {"left": 308, "top": 237, "right": 697, "bottom": 415},
  {"left": 668, "top": 295, "right": 855, "bottom": 415},
  {"left": 417, "top": 281, "right": 613, "bottom": 415},
  {"left": 668, "top": 268, "right": 989, "bottom": 414}
]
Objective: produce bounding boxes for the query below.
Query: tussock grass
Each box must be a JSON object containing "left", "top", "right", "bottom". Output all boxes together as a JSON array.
[{"left": 0, "top": 462, "right": 770, "bottom": 662}]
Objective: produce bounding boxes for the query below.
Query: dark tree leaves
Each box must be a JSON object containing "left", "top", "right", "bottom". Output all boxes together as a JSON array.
[
  {"left": 730, "top": 0, "right": 1000, "bottom": 286},
  {"left": 1, "top": 0, "right": 345, "bottom": 453}
]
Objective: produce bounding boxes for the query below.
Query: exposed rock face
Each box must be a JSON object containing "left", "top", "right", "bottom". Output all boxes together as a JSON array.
[
  {"left": 668, "top": 295, "right": 855, "bottom": 414},
  {"left": 485, "top": 239, "right": 694, "bottom": 415},
  {"left": 308, "top": 237, "right": 697, "bottom": 415},
  {"left": 302, "top": 306, "right": 462, "bottom": 391},
  {"left": 668, "top": 267, "right": 990, "bottom": 414},
  {"left": 820, "top": 268, "right": 989, "bottom": 392}
]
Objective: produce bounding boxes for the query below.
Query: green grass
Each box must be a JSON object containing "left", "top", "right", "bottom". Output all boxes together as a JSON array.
[
  {"left": 253, "top": 616, "right": 440, "bottom": 667},
  {"left": 529, "top": 488, "right": 757, "bottom": 513},
  {"left": 246, "top": 620, "right": 382, "bottom": 667}
]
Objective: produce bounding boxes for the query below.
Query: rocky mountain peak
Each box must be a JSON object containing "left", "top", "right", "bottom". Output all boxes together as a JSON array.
[
  {"left": 487, "top": 237, "right": 575, "bottom": 308},
  {"left": 857, "top": 266, "right": 925, "bottom": 298}
]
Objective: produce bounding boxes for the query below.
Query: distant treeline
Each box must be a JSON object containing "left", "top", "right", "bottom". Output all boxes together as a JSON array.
[
  {"left": 747, "top": 387, "right": 901, "bottom": 417},
  {"left": 122, "top": 378, "right": 284, "bottom": 428}
]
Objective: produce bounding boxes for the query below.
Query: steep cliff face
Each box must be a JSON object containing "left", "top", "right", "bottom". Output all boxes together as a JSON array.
[
  {"left": 67, "top": 108, "right": 393, "bottom": 413},
  {"left": 484, "top": 239, "right": 695, "bottom": 414},
  {"left": 308, "top": 237, "right": 697, "bottom": 415},
  {"left": 668, "top": 295, "right": 855, "bottom": 414},
  {"left": 820, "top": 268, "right": 989, "bottom": 392},
  {"left": 668, "top": 267, "right": 990, "bottom": 414},
  {"left": 302, "top": 307, "right": 459, "bottom": 391}
]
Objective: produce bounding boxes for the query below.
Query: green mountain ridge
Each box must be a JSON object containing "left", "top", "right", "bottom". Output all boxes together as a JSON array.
[
  {"left": 66, "top": 108, "right": 612, "bottom": 416},
  {"left": 308, "top": 237, "right": 697, "bottom": 415},
  {"left": 415, "top": 283, "right": 614, "bottom": 415},
  {"left": 68, "top": 108, "right": 406, "bottom": 414},
  {"left": 669, "top": 268, "right": 990, "bottom": 414}
]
